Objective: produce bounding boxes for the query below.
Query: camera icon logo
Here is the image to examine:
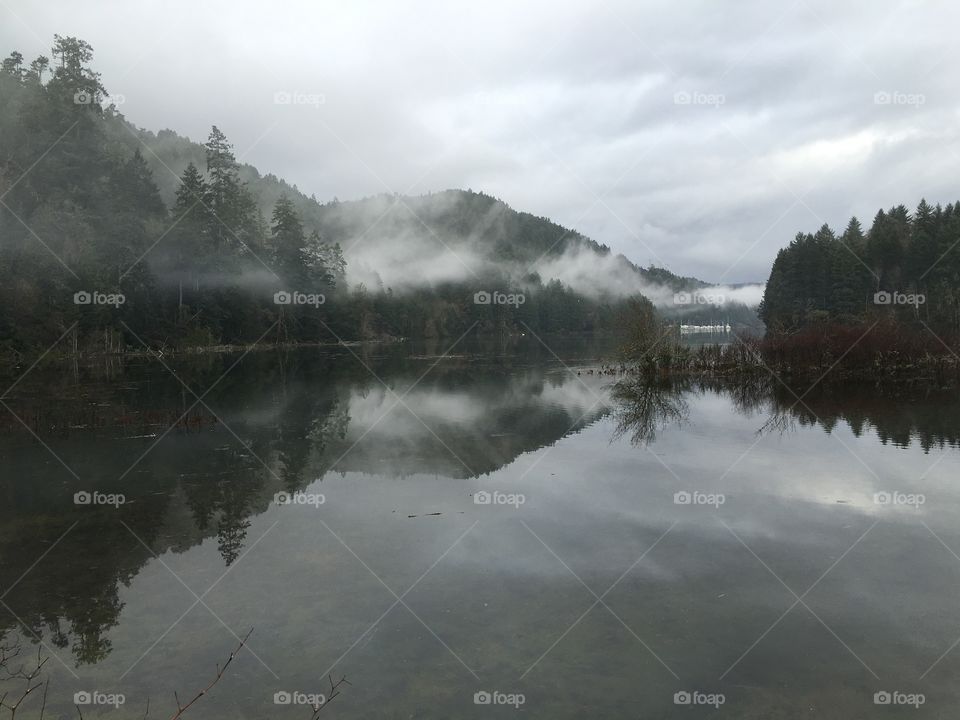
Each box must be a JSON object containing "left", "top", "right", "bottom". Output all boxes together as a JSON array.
[
  {"left": 274, "top": 91, "right": 292, "bottom": 105},
  {"left": 74, "top": 691, "right": 92, "bottom": 704},
  {"left": 474, "top": 491, "right": 492, "bottom": 505},
  {"left": 674, "top": 491, "right": 692, "bottom": 505},
  {"left": 274, "top": 291, "right": 292, "bottom": 305},
  {"left": 74, "top": 290, "right": 92, "bottom": 305},
  {"left": 274, "top": 492, "right": 291, "bottom": 505},
  {"left": 73, "top": 90, "right": 92, "bottom": 105},
  {"left": 673, "top": 292, "right": 692, "bottom": 305},
  {"left": 874, "top": 691, "right": 891, "bottom": 705},
  {"left": 874, "top": 91, "right": 891, "bottom": 105},
  {"left": 74, "top": 491, "right": 92, "bottom": 505},
  {"left": 873, "top": 492, "right": 892, "bottom": 505},
  {"left": 473, "top": 691, "right": 492, "bottom": 705},
  {"left": 673, "top": 91, "right": 691, "bottom": 105},
  {"left": 474, "top": 291, "right": 491, "bottom": 305},
  {"left": 274, "top": 691, "right": 292, "bottom": 704},
  {"left": 873, "top": 291, "right": 891, "bottom": 305},
  {"left": 674, "top": 691, "right": 692, "bottom": 705}
]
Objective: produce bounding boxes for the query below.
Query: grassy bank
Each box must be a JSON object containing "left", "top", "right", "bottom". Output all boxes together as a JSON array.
[{"left": 624, "top": 321, "right": 960, "bottom": 386}]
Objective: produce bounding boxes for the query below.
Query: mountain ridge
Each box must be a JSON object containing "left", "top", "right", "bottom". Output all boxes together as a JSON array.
[{"left": 124, "top": 125, "right": 743, "bottom": 294}]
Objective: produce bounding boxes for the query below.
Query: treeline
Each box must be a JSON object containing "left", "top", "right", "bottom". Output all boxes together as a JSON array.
[
  {"left": 759, "top": 199, "right": 960, "bottom": 335},
  {"left": 0, "top": 36, "right": 355, "bottom": 358}
]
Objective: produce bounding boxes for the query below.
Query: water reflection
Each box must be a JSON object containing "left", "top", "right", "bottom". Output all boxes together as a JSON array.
[
  {"left": 611, "top": 376, "right": 690, "bottom": 445},
  {"left": 611, "top": 374, "right": 960, "bottom": 451},
  {"left": 0, "top": 344, "right": 611, "bottom": 667},
  {"left": 1, "top": 343, "right": 959, "bottom": 718}
]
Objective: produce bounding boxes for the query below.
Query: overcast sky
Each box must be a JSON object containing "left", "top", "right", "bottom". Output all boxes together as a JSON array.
[{"left": 2, "top": 0, "right": 957, "bottom": 283}]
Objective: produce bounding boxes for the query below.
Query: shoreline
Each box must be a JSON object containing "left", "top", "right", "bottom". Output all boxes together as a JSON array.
[
  {"left": 0, "top": 329, "right": 619, "bottom": 375},
  {"left": 0, "top": 337, "right": 403, "bottom": 377}
]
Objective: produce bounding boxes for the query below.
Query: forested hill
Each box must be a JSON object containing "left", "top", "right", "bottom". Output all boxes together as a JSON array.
[
  {"left": 134, "top": 125, "right": 612, "bottom": 267},
  {"left": 135, "top": 132, "right": 761, "bottom": 333},
  {"left": 0, "top": 36, "right": 757, "bottom": 362},
  {"left": 131, "top": 126, "right": 709, "bottom": 296},
  {"left": 759, "top": 200, "right": 960, "bottom": 335}
]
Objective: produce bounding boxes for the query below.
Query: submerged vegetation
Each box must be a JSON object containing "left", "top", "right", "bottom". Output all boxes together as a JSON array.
[{"left": 620, "top": 313, "right": 960, "bottom": 386}]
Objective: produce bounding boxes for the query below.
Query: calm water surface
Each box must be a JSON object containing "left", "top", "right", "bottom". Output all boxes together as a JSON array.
[{"left": 1, "top": 337, "right": 959, "bottom": 718}]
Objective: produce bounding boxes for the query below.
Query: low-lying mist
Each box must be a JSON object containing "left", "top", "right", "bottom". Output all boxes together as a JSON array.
[{"left": 344, "top": 231, "right": 764, "bottom": 308}]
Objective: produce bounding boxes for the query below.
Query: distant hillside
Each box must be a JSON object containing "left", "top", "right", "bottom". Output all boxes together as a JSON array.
[
  {"left": 128, "top": 126, "right": 760, "bottom": 326},
  {"left": 128, "top": 127, "right": 707, "bottom": 288}
]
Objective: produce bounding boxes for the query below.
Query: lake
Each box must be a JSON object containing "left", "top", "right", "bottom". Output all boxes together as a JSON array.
[{"left": 1, "top": 336, "right": 959, "bottom": 718}]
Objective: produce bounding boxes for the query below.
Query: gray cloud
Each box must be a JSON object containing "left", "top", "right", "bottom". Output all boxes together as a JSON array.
[{"left": 2, "top": 0, "right": 956, "bottom": 283}]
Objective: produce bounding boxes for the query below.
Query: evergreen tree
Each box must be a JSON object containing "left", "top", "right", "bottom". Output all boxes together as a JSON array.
[
  {"left": 167, "top": 162, "right": 210, "bottom": 312},
  {"left": 761, "top": 198, "right": 960, "bottom": 335},
  {"left": 271, "top": 195, "right": 309, "bottom": 287},
  {"left": 1, "top": 51, "right": 23, "bottom": 79},
  {"left": 203, "top": 125, "right": 262, "bottom": 255}
]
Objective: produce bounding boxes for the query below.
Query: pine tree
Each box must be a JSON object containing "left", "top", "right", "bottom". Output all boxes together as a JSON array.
[
  {"left": 305, "top": 230, "right": 343, "bottom": 288},
  {"left": 27, "top": 55, "right": 48, "bottom": 83},
  {"left": 908, "top": 199, "right": 937, "bottom": 293},
  {"left": 1, "top": 51, "right": 23, "bottom": 79},
  {"left": 271, "top": 195, "right": 308, "bottom": 286},
  {"left": 169, "top": 162, "right": 210, "bottom": 312},
  {"left": 204, "top": 126, "right": 241, "bottom": 250}
]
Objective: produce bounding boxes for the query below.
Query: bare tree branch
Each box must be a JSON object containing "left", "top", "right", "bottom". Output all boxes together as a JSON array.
[
  {"left": 309, "top": 674, "right": 350, "bottom": 718},
  {"left": 168, "top": 628, "right": 253, "bottom": 720}
]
